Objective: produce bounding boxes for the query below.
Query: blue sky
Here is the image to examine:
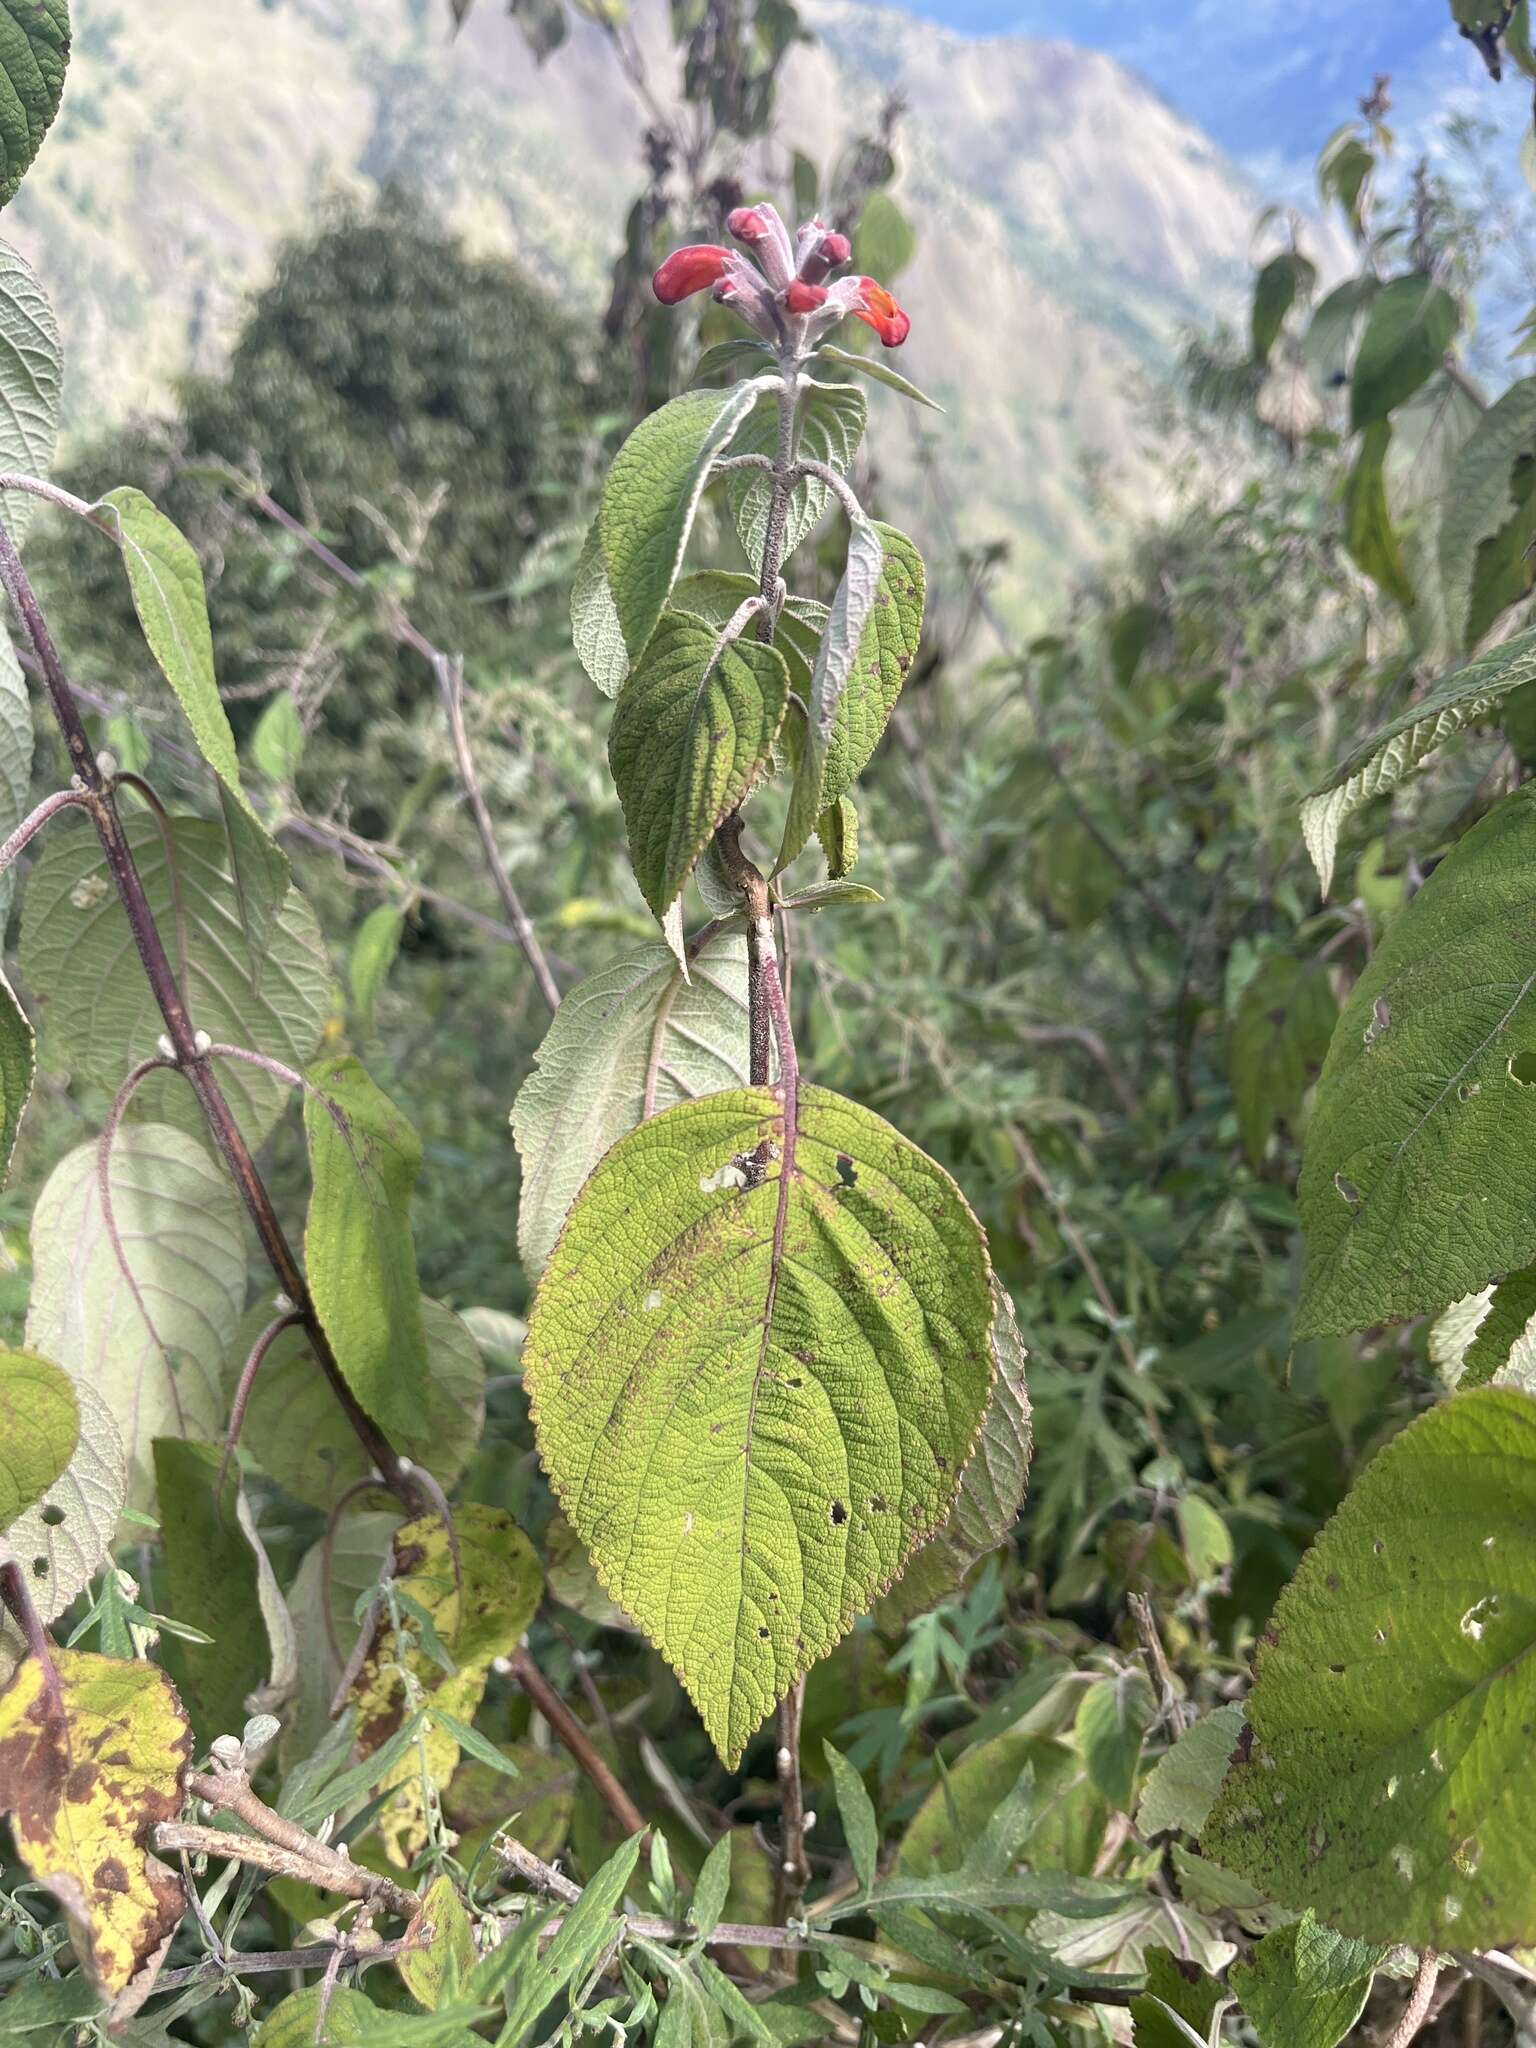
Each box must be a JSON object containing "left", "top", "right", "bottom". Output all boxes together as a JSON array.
[{"left": 884, "top": 0, "right": 1507, "bottom": 194}]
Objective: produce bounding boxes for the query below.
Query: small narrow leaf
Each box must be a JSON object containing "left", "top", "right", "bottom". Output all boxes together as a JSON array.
[
  {"left": 816, "top": 797, "right": 858, "bottom": 879},
  {"left": 1342, "top": 422, "right": 1413, "bottom": 609},
  {"left": 0, "top": 1649, "right": 190, "bottom": 2003},
  {"left": 608, "top": 609, "right": 789, "bottom": 921},
  {"left": 0, "top": 1349, "right": 76, "bottom": 1532},
  {"left": 690, "top": 1833, "right": 734, "bottom": 1939},
  {"left": 523, "top": 1083, "right": 994, "bottom": 1766},
  {"left": 1299, "top": 623, "right": 1536, "bottom": 894},
  {"left": 97, "top": 486, "right": 289, "bottom": 951},
  {"left": 1203, "top": 1386, "right": 1536, "bottom": 1947},
  {"left": 0, "top": 2, "right": 69, "bottom": 208},
  {"left": 511, "top": 929, "right": 755, "bottom": 1280},
  {"left": 598, "top": 381, "right": 768, "bottom": 667},
  {"left": 303, "top": 1053, "right": 430, "bottom": 1440},
  {"left": 491, "top": 1833, "right": 643, "bottom": 2041},
  {"left": 823, "top": 1743, "right": 878, "bottom": 1892},
  {"left": 349, "top": 903, "right": 405, "bottom": 1038},
  {"left": 571, "top": 512, "right": 628, "bottom": 698},
  {"left": 251, "top": 690, "right": 306, "bottom": 782},
  {"left": 815, "top": 343, "right": 944, "bottom": 412}
]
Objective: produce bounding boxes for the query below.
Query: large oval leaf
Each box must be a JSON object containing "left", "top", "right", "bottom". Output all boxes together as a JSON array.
[
  {"left": 25, "top": 1123, "right": 246, "bottom": 1517},
  {"left": 0, "top": 1, "right": 69, "bottom": 209},
  {"left": 608, "top": 608, "right": 789, "bottom": 921},
  {"left": 0, "top": 1377, "right": 125, "bottom": 1682},
  {"left": 1204, "top": 1387, "right": 1536, "bottom": 1948},
  {"left": 523, "top": 1082, "right": 995, "bottom": 1765},
  {"left": 1298, "top": 784, "right": 1536, "bottom": 1337},
  {"left": 0, "top": 242, "right": 61, "bottom": 547},
  {"left": 511, "top": 929, "right": 755, "bottom": 1279},
  {"left": 0, "top": 1348, "right": 76, "bottom": 1533},
  {"left": 1349, "top": 274, "right": 1459, "bottom": 431},
  {"left": 21, "top": 814, "right": 331, "bottom": 1148}
]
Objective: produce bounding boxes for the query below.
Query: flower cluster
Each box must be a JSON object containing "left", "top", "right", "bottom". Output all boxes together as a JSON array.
[{"left": 653, "top": 201, "right": 910, "bottom": 348}]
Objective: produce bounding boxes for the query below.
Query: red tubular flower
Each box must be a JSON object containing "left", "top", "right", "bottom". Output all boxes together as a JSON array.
[
  {"left": 726, "top": 202, "right": 796, "bottom": 290},
  {"left": 652, "top": 245, "right": 731, "bottom": 305},
  {"left": 784, "top": 280, "right": 829, "bottom": 314},
  {"left": 796, "top": 222, "right": 852, "bottom": 285},
  {"left": 852, "top": 278, "right": 911, "bottom": 348}
]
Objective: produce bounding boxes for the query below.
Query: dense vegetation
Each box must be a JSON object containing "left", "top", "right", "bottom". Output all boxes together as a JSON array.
[{"left": 4, "top": 2, "right": 1536, "bottom": 2045}]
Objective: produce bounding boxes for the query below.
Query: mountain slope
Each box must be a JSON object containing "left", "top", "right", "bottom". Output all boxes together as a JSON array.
[{"left": 6, "top": 0, "right": 1262, "bottom": 613}]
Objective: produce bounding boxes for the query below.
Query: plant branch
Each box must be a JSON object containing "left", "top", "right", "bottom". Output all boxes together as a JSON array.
[
  {"left": 168, "top": 1763, "right": 417, "bottom": 1918},
  {"left": 1383, "top": 1949, "right": 1442, "bottom": 2048},
  {"left": 0, "top": 1559, "right": 60, "bottom": 1707},
  {"left": 504, "top": 1644, "right": 648, "bottom": 1839},
  {"left": 493, "top": 1833, "right": 809, "bottom": 1952},
  {"left": 0, "top": 786, "right": 90, "bottom": 875},
  {"left": 242, "top": 485, "right": 560, "bottom": 1015},
  {"left": 0, "top": 514, "right": 426, "bottom": 1518},
  {"left": 154, "top": 1937, "right": 413, "bottom": 1993}
]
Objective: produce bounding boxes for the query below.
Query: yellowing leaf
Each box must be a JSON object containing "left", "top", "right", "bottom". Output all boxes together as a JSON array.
[
  {"left": 399, "top": 1871, "right": 476, "bottom": 2010},
  {"left": 523, "top": 1083, "right": 995, "bottom": 1765},
  {"left": 347, "top": 1505, "right": 542, "bottom": 1865},
  {"left": 0, "top": 1650, "right": 189, "bottom": 2003},
  {"left": 0, "top": 1350, "right": 77, "bottom": 1533}
]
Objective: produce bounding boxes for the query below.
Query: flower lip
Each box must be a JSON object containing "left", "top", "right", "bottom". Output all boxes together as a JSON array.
[
  {"left": 652, "top": 245, "right": 731, "bottom": 305},
  {"left": 852, "top": 277, "right": 911, "bottom": 348}
]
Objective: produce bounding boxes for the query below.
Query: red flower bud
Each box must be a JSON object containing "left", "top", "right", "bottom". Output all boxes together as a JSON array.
[
  {"left": 853, "top": 278, "right": 911, "bottom": 348},
  {"left": 796, "top": 222, "right": 854, "bottom": 286},
  {"left": 727, "top": 207, "right": 771, "bottom": 245},
  {"left": 784, "top": 280, "right": 829, "bottom": 314},
  {"left": 652, "top": 245, "right": 731, "bottom": 305}
]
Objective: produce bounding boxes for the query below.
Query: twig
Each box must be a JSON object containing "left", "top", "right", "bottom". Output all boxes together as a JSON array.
[
  {"left": 243, "top": 487, "right": 561, "bottom": 1016},
  {"left": 0, "top": 786, "right": 89, "bottom": 873},
  {"left": 0, "top": 514, "right": 426, "bottom": 1520},
  {"left": 0, "top": 1559, "right": 61, "bottom": 1710},
  {"left": 154, "top": 1937, "right": 413, "bottom": 1992},
  {"left": 493, "top": 1834, "right": 809, "bottom": 1952},
  {"left": 1383, "top": 1949, "right": 1442, "bottom": 2048},
  {"left": 771, "top": 1682, "right": 810, "bottom": 1926},
  {"left": 505, "top": 1645, "right": 648, "bottom": 1840}
]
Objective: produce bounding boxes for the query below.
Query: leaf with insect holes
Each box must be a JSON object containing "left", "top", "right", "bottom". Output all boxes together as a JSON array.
[
  {"left": 724, "top": 379, "right": 866, "bottom": 565},
  {"left": 21, "top": 815, "right": 331, "bottom": 1148},
  {"left": 1204, "top": 1386, "right": 1536, "bottom": 1947},
  {"left": 522, "top": 1083, "right": 995, "bottom": 1766},
  {"left": 234, "top": 1295, "right": 484, "bottom": 1514},
  {"left": 303, "top": 1054, "right": 430, "bottom": 1441},
  {"left": 346, "top": 1504, "right": 541, "bottom": 1866},
  {"left": 1300, "top": 623, "right": 1536, "bottom": 895},
  {"left": 608, "top": 608, "right": 789, "bottom": 922},
  {"left": 25, "top": 1123, "right": 246, "bottom": 1522},
  {"left": 0, "top": 1650, "right": 190, "bottom": 2006},
  {"left": 1298, "top": 784, "right": 1536, "bottom": 1337},
  {"left": 0, "top": 1378, "right": 126, "bottom": 1684},
  {"left": 152, "top": 1438, "right": 296, "bottom": 1747},
  {"left": 97, "top": 487, "right": 289, "bottom": 953},
  {"left": 0, "top": 3, "right": 69, "bottom": 208},
  {"left": 595, "top": 380, "right": 769, "bottom": 677},
  {"left": 511, "top": 928, "right": 758, "bottom": 1280},
  {"left": 0, "top": 1350, "right": 76, "bottom": 1534}
]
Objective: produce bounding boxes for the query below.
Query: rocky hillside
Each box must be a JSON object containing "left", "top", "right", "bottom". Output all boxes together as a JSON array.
[{"left": 5, "top": 0, "right": 1264, "bottom": 613}]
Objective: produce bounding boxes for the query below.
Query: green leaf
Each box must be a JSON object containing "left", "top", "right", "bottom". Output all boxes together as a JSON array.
[
  {"left": 0, "top": 1349, "right": 76, "bottom": 1533},
  {"left": 0, "top": 964, "right": 33, "bottom": 1192},
  {"left": 0, "top": 1649, "right": 190, "bottom": 2002},
  {"left": 1303, "top": 275, "right": 1378, "bottom": 392},
  {"left": 0, "top": 1975, "right": 104, "bottom": 2034},
  {"left": 1137, "top": 1704, "right": 1245, "bottom": 1840},
  {"left": 823, "top": 1743, "right": 878, "bottom": 1891},
  {"left": 571, "top": 512, "right": 629, "bottom": 698},
  {"left": 523, "top": 1083, "right": 995, "bottom": 1765},
  {"left": 97, "top": 487, "right": 289, "bottom": 952},
  {"left": 303, "top": 1053, "right": 430, "bottom": 1441},
  {"left": 1298, "top": 785, "right": 1536, "bottom": 1336},
  {"left": 597, "top": 381, "right": 768, "bottom": 669},
  {"left": 0, "top": 1, "right": 68, "bottom": 208},
  {"left": 1350, "top": 274, "right": 1459, "bottom": 429},
  {"left": 1318, "top": 127, "right": 1374, "bottom": 242},
  {"left": 1230, "top": 955, "right": 1336, "bottom": 1166},
  {"left": 691, "top": 338, "right": 774, "bottom": 385},
  {"left": 151, "top": 1438, "right": 293, "bottom": 1747},
  {"left": 724, "top": 380, "right": 866, "bottom": 565},
  {"left": 1299, "top": 623, "right": 1536, "bottom": 894},
  {"left": 0, "top": 627, "right": 32, "bottom": 933},
  {"left": 1432, "top": 373, "right": 1536, "bottom": 652},
  {"left": 816, "top": 797, "right": 857, "bottom": 879},
  {"left": 822, "top": 524, "right": 924, "bottom": 814},
  {"left": 1075, "top": 1670, "right": 1153, "bottom": 1813},
  {"left": 349, "top": 904, "right": 405, "bottom": 1038},
  {"left": 1229, "top": 1914, "right": 1385, "bottom": 2048},
  {"left": 251, "top": 690, "right": 305, "bottom": 782},
  {"left": 814, "top": 343, "right": 944, "bottom": 413},
  {"left": 0, "top": 241, "right": 61, "bottom": 547},
  {"left": 853, "top": 190, "right": 916, "bottom": 284},
  {"left": 20, "top": 814, "right": 331, "bottom": 1147},
  {"left": 672, "top": 571, "right": 824, "bottom": 699},
  {"left": 1204, "top": 1385, "right": 1536, "bottom": 1945},
  {"left": 881, "top": 1280, "right": 1031, "bottom": 1626},
  {"left": 399, "top": 1874, "right": 476, "bottom": 2013},
  {"left": 1130, "top": 1947, "right": 1226, "bottom": 2048},
  {"left": 1252, "top": 251, "right": 1313, "bottom": 364},
  {"left": 490, "top": 1833, "right": 643, "bottom": 2043},
  {"left": 1342, "top": 422, "right": 1413, "bottom": 609},
  {"left": 252, "top": 1989, "right": 376, "bottom": 2048},
  {"left": 689, "top": 1833, "right": 733, "bottom": 1939},
  {"left": 511, "top": 929, "right": 754, "bottom": 1280},
  {"left": 608, "top": 608, "right": 789, "bottom": 922},
  {"left": 1463, "top": 1262, "right": 1536, "bottom": 1388},
  {"left": 237, "top": 1295, "right": 483, "bottom": 1513},
  {"left": 25, "top": 1124, "right": 246, "bottom": 1521},
  {"left": 0, "top": 1377, "right": 124, "bottom": 1682}
]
